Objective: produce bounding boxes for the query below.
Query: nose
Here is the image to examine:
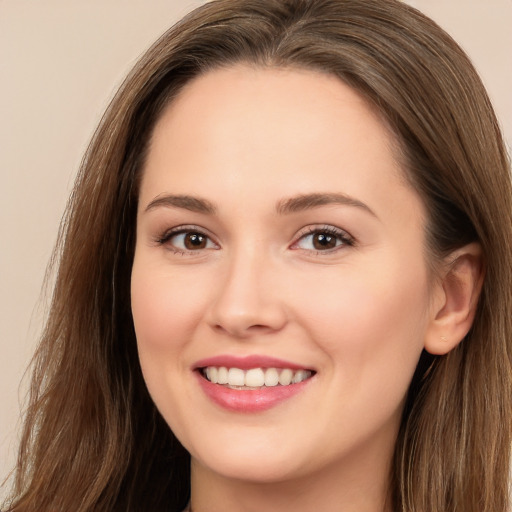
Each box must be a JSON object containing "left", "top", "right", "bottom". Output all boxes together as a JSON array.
[{"left": 206, "top": 249, "right": 288, "bottom": 339}]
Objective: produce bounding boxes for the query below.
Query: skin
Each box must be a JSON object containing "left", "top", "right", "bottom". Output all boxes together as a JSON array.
[{"left": 131, "top": 66, "right": 477, "bottom": 512}]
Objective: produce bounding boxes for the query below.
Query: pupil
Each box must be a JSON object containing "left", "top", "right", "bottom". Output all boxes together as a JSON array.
[
  {"left": 185, "top": 233, "right": 206, "bottom": 249},
  {"left": 314, "top": 233, "right": 336, "bottom": 250}
]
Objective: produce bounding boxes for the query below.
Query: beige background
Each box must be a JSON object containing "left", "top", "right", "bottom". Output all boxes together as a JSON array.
[{"left": 1, "top": 0, "right": 511, "bottom": 493}]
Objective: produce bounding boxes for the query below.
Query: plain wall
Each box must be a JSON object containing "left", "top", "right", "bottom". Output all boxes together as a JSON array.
[{"left": 1, "top": 0, "right": 511, "bottom": 495}]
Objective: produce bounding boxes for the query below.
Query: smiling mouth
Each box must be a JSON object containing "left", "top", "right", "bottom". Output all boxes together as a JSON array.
[{"left": 200, "top": 366, "right": 314, "bottom": 390}]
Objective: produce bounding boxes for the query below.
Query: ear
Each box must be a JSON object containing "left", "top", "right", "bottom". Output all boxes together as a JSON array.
[{"left": 424, "top": 243, "right": 484, "bottom": 355}]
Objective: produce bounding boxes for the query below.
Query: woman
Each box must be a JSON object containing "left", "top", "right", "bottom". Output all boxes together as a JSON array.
[{"left": 4, "top": 0, "right": 511, "bottom": 511}]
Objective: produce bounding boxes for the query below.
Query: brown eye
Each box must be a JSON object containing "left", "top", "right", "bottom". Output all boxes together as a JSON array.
[
  {"left": 160, "top": 229, "right": 217, "bottom": 253},
  {"left": 292, "top": 226, "right": 354, "bottom": 253},
  {"left": 184, "top": 232, "right": 207, "bottom": 250},
  {"left": 312, "top": 232, "right": 337, "bottom": 250}
]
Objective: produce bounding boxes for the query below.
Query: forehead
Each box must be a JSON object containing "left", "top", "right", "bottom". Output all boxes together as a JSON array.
[
  {"left": 149, "top": 65, "right": 396, "bottom": 163},
  {"left": 140, "top": 65, "right": 421, "bottom": 223}
]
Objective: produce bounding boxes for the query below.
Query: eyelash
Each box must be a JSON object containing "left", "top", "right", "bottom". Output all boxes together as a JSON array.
[
  {"left": 290, "top": 225, "right": 355, "bottom": 255},
  {"left": 156, "top": 224, "right": 355, "bottom": 256},
  {"left": 156, "top": 225, "right": 218, "bottom": 255}
]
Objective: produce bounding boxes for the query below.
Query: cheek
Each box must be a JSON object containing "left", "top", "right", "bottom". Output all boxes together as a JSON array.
[
  {"left": 131, "top": 265, "right": 208, "bottom": 354},
  {"left": 302, "top": 266, "right": 430, "bottom": 450},
  {"left": 295, "top": 259, "right": 430, "bottom": 382},
  {"left": 130, "top": 261, "right": 210, "bottom": 423}
]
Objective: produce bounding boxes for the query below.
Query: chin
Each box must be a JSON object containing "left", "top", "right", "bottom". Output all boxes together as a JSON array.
[
  {"left": 194, "top": 451, "right": 309, "bottom": 484},
  {"left": 186, "top": 426, "right": 316, "bottom": 484}
]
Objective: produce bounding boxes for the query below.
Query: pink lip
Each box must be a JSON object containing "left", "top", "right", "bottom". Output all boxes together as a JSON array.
[
  {"left": 193, "top": 354, "right": 310, "bottom": 371},
  {"left": 193, "top": 354, "right": 315, "bottom": 413},
  {"left": 195, "top": 372, "right": 313, "bottom": 412}
]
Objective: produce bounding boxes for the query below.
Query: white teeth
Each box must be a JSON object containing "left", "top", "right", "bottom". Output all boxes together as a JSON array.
[
  {"left": 202, "top": 366, "right": 312, "bottom": 388},
  {"left": 245, "top": 368, "right": 265, "bottom": 387},
  {"left": 292, "top": 369, "right": 309, "bottom": 384},
  {"left": 217, "top": 366, "right": 228, "bottom": 384},
  {"left": 264, "top": 368, "right": 279, "bottom": 387},
  {"left": 228, "top": 367, "right": 245, "bottom": 386},
  {"left": 278, "top": 368, "right": 293, "bottom": 386},
  {"left": 205, "top": 366, "right": 218, "bottom": 384}
]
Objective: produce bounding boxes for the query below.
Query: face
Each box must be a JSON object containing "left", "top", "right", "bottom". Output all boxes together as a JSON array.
[{"left": 131, "top": 66, "right": 434, "bottom": 485}]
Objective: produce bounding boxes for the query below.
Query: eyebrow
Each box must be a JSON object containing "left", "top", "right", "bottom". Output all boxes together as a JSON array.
[
  {"left": 276, "top": 193, "right": 376, "bottom": 217},
  {"left": 144, "top": 192, "right": 376, "bottom": 217},
  {"left": 144, "top": 194, "right": 217, "bottom": 214}
]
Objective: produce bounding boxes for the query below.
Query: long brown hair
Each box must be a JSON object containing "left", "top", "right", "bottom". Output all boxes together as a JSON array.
[{"left": 4, "top": 1, "right": 512, "bottom": 510}]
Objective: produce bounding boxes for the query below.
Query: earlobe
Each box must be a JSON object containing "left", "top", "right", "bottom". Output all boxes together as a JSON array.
[{"left": 424, "top": 243, "right": 484, "bottom": 355}]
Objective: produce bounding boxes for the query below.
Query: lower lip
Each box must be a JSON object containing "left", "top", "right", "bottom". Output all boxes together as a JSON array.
[{"left": 195, "top": 371, "right": 313, "bottom": 412}]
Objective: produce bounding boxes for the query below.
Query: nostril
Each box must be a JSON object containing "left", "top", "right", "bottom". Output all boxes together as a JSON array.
[
  {"left": 211, "top": 322, "right": 281, "bottom": 338},
  {"left": 206, "top": 291, "right": 288, "bottom": 337},
  {"left": 248, "top": 324, "right": 272, "bottom": 332}
]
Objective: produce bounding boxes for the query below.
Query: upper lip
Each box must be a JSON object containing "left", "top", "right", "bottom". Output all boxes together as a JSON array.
[{"left": 193, "top": 354, "right": 313, "bottom": 371}]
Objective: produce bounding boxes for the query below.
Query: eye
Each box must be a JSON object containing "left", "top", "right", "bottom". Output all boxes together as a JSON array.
[
  {"left": 291, "top": 226, "right": 354, "bottom": 253},
  {"left": 158, "top": 227, "right": 218, "bottom": 254}
]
